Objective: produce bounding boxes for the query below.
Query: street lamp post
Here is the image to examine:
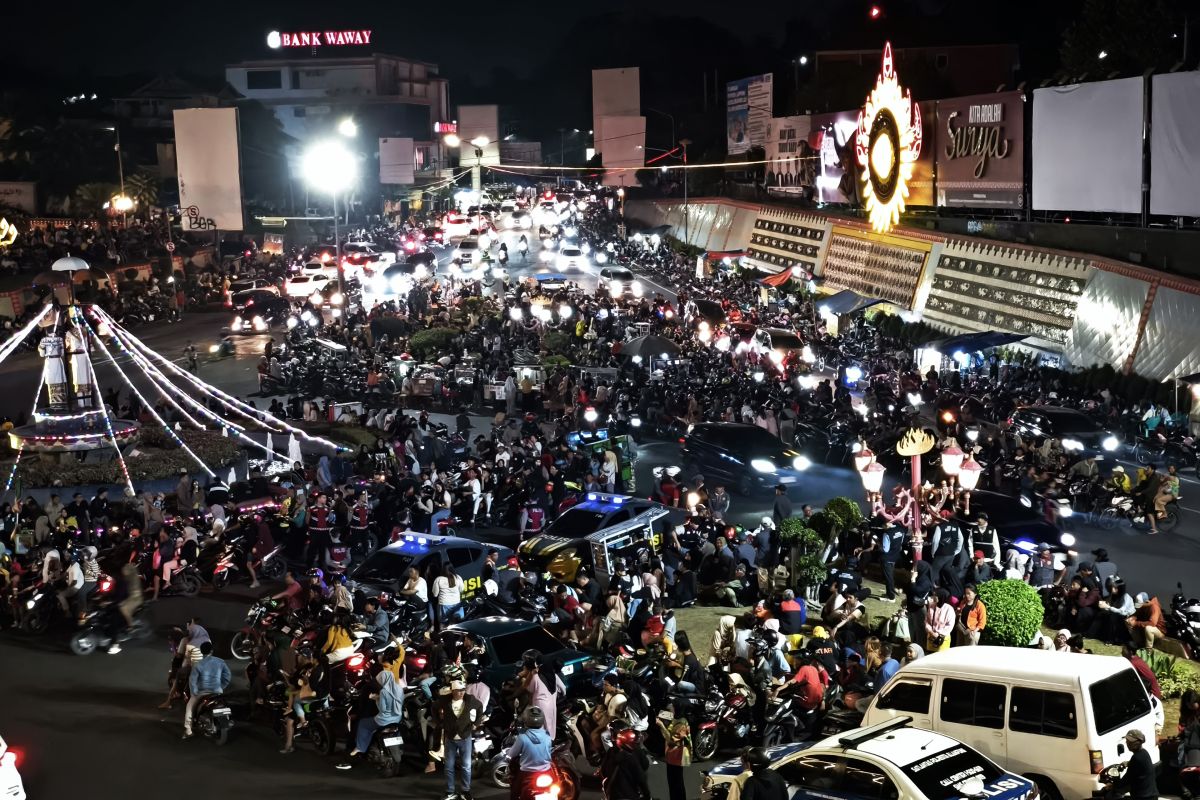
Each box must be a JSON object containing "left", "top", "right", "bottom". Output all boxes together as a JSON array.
[
  {"left": 469, "top": 136, "right": 490, "bottom": 193},
  {"left": 679, "top": 138, "right": 691, "bottom": 245},
  {"left": 302, "top": 140, "right": 357, "bottom": 294}
]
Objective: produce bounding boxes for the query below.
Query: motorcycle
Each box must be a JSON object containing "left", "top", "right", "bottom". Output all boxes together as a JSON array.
[
  {"left": 1096, "top": 494, "right": 1181, "bottom": 533},
  {"left": 230, "top": 597, "right": 284, "bottom": 661},
  {"left": 193, "top": 694, "right": 234, "bottom": 745},
  {"left": 69, "top": 604, "right": 154, "bottom": 656},
  {"left": 1168, "top": 583, "right": 1200, "bottom": 660}
]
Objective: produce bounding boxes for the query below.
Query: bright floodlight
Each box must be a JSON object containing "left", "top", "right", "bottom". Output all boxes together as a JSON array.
[
  {"left": 338, "top": 118, "right": 358, "bottom": 137},
  {"left": 443, "top": 134, "right": 461, "bottom": 147},
  {"left": 302, "top": 140, "right": 357, "bottom": 194},
  {"left": 112, "top": 195, "right": 134, "bottom": 212},
  {"left": 470, "top": 136, "right": 490, "bottom": 148}
]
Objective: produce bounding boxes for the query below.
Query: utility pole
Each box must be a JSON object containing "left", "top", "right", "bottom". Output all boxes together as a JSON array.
[{"left": 679, "top": 138, "right": 691, "bottom": 245}]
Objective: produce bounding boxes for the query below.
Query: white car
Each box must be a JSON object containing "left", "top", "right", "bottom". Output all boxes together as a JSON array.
[
  {"left": 301, "top": 260, "right": 338, "bottom": 279},
  {"left": 285, "top": 274, "right": 331, "bottom": 298},
  {"left": 702, "top": 718, "right": 1036, "bottom": 800},
  {"left": 454, "top": 237, "right": 484, "bottom": 265},
  {"left": 0, "top": 736, "right": 25, "bottom": 800},
  {"left": 557, "top": 246, "right": 586, "bottom": 271}
]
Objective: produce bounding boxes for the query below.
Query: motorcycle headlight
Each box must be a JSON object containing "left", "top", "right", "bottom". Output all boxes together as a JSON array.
[
  {"left": 1061, "top": 438, "right": 1084, "bottom": 452},
  {"left": 750, "top": 458, "right": 776, "bottom": 474},
  {"left": 25, "top": 599, "right": 36, "bottom": 609},
  {"left": 632, "top": 282, "right": 644, "bottom": 297},
  {"left": 231, "top": 317, "right": 242, "bottom": 331},
  {"left": 1103, "top": 435, "right": 1119, "bottom": 452},
  {"left": 595, "top": 252, "right": 608, "bottom": 264},
  {"left": 252, "top": 316, "right": 267, "bottom": 331},
  {"left": 330, "top": 292, "right": 344, "bottom": 306},
  {"left": 286, "top": 316, "right": 299, "bottom": 330},
  {"left": 414, "top": 265, "right": 428, "bottom": 279},
  {"left": 630, "top": 417, "right": 642, "bottom": 428},
  {"left": 609, "top": 280, "right": 622, "bottom": 295},
  {"left": 1060, "top": 532, "right": 1076, "bottom": 547},
  {"left": 793, "top": 455, "right": 811, "bottom": 471}
]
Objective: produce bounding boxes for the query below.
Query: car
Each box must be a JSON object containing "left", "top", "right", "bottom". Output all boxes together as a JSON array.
[
  {"left": 305, "top": 244, "right": 339, "bottom": 266},
  {"left": 442, "top": 213, "right": 472, "bottom": 240},
  {"left": 0, "top": 735, "right": 25, "bottom": 800},
  {"left": 599, "top": 266, "right": 643, "bottom": 297},
  {"left": 421, "top": 226, "right": 445, "bottom": 246},
  {"left": 349, "top": 534, "right": 513, "bottom": 601},
  {"left": 453, "top": 237, "right": 483, "bottom": 264},
  {"left": 702, "top": 717, "right": 1036, "bottom": 800},
  {"left": 301, "top": 260, "right": 338, "bottom": 279},
  {"left": 499, "top": 199, "right": 517, "bottom": 213},
  {"left": 505, "top": 209, "right": 532, "bottom": 230},
  {"left": 228, "top": 287, "right": 279, "bottom": 311},
  {"left": 534, "top": 273, "right": 571, "bottom": 292},
  {"left": 682, "top": 422, "right": 812, "bottom": 496},
  {"left": 958, "top": 489, "right": 1077, "bottom": 553},
  {"left": 227, "top": 277, "right": 278, "bottom": 298},
  {"left": 1009, "top": 406, "right": 1120, "bottom": 456},
  {"left": 229, "top": 295, "right": 291, "bottom": 333},
  {"left": 284, "top": 273, "right": 332, "bottom": 298},
  {"left": 441, "top": 617, "right": 594, "bottom": 692},
  {"left": 557, "top": 246, "right": 586, "bottom": 271},
  {"left": 375, "top": 260, "right": 434, "bottom": 295}
]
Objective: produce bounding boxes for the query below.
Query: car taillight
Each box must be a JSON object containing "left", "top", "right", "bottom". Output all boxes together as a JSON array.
[
  {"left": 346, "top": 653, "right": 366, "bottom": 671},
  {"left": 1090, "top": 749, "right": 1104, "bottom": 774},
  {"left": 507, "top": 556, "right": 519, "bottom": 567}
]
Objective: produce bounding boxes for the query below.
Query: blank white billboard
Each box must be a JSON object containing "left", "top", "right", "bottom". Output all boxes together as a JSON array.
[
  {"left": 173, "top": 107, "right": 244, "bottom": 231},
  {"left": 379, "top": 138, "right": 415, "bottom": 185},
  {"left": 592, "top": 68, "right": 640, "bottom": 156},
  {"left": 456, "top": 105, "right": 500, "bottom": 167},
  {"left": 1032, "top": 78, "right": 1143, "bottom": 214},
  {"left": 1150, "top": 71, "right": 1200, "bottom": 217},
  {"left": 597, "top": 115, "right": 644, "bottom": 187}
]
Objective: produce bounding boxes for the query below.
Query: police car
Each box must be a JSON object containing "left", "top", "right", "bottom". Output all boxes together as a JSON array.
[
  {"left": 701, "top": 717, "right": 1037, "bottom": 800},
  {"left": 350, "top": 534, "right": 513, "bottom": 600}
]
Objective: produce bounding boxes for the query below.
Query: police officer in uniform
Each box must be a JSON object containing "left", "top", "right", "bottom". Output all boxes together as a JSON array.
[
  {"left": 348, "top": 492, "right": 372, "bottom": 554},
  {"left": 878, "top": 518, "right": 907, "bottom": 603},
  {"left": 307, "top": 494, "right": 335, "bottom": 568},
  {"left": 928, "top": 516, "right": 964, "bottom": 587},
  {"left": 966, "top": 513, "right": 1001, "bottom": 573}
]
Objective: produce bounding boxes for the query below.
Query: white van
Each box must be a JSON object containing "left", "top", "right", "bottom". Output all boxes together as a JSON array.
[{"left": 861, "top": 647, "right": 1160, "bottom": 800}]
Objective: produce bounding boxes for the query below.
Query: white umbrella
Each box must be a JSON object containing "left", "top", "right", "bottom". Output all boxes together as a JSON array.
[
  {"left": 288, "top": 433, "right": 302, "bottom": 464},
  {"left": 221, "top": 426, "right": 228, "bottom": 438},
  {"left": 227, "top": 467, "right": 237, "bottom": 484},
  {"left": 266, "top": 432, "right": 275, "bottom": 455}
]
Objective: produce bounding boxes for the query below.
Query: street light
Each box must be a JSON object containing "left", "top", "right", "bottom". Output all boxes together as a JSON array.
[
  {"left": 679, "top": 138, "right": 691, "bottom": 244},
  {"left": 1098, "top": 50, "right": 1109, "bottom": 60},
  {"left": 443, "top": 133, "right": 461, "bottom": 148},
  {"left": 337, "top": 117, "right": 357, "bottom": 137},
  {"left": 302, "top": 139, "right": 357, "bottom": 293},
  {"left": 859, "top": 461, "right": 886, "bottom": 494},
  {"left": 111, "top": 195, "right": 134, "bottom": 213},
  {"left": 853, "top": 444, "right": 875, "bottom": 474},
  {"left": 940, "top": 442, "right": 965, "bottom": 477}
]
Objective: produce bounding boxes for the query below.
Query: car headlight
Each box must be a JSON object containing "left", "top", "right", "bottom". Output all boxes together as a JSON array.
[
  {"left": 538, "top": 250, "right": 553, "bottom": 263},
  {"left": 231, "top": 317, "right": 243, "bottom": 331},
  {"left": 1061, "top": 438, "right": 1084, "bottom": 452},
  {"left": 609, "top": 280, "right": 622, "bottom": 295},
  {"left": 750, "top": 458, "right": 776, "bottom": 474},
  {"left": 252, "top": 315, "right": 267, "bottom": 331},
  {"left": 414, "top": 265, "right": 428, "bottom": 279},
  {"left": 632, "top": 282, "right": 644, "bottom": 297},
  {"left": 1102, "top": 435, "right": 1119, "bottom": 452},
  {"left": 793, "top": 455, "right": 811, "bottom": 471},
  {"left": 309, "top": 291, "right": 322, "bottom": 305},
  {"left": 330, "top": 292, "right": 344, "bottom": 306},
  {"left": 595, "top": 252, "right": 608, "bottom": 264}
]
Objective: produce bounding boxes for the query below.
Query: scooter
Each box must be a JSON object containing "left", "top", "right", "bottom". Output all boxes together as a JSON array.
[
  {"left": 69, "top": 604, "right": 154, "bottom": 655},
  {"left": 1169, "top": 582, "right": 1200, "bottom": 660},
  {"left": 193, "top": 694, "right": 234, "bottom": 745}
]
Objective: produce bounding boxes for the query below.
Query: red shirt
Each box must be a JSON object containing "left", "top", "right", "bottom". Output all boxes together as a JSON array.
[
  {"left": 1129, "top": 655, "right": 1162, "bottom": 698},
  {"left": 792, "top": 664, "right": 826, "bottom": 710},
  {"left": 279, "top": 581, "right": 304, "bottom": 610},
  {"left": 644, "top": 615, "right": 665, "bottom": 638}
]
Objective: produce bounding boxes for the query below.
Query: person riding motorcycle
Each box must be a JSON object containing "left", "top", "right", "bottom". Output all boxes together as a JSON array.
[
  {"left": 600, "top": 721, "right": 650, "bottom": 800},
  {"left": 507, "top": 705, "right": 554, "bottom": 800}
]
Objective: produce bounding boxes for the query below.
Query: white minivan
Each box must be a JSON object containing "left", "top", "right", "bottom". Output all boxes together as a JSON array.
[{"left": 861, "top": 647, "right": 1161, "bottom": 800}]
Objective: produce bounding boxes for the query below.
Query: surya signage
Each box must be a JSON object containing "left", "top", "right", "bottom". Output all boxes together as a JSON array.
[
  {"left": 855, "top": 42, "right": 923, "bottom": 233},
  {"left": 266, "top": 30, "right": 373, "bottom": 49},
  {"left": 935, "top": 90, "right": 1025, "bottom": 209}
]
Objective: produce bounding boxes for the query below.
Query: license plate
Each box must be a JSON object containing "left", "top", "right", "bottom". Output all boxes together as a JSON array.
[
  {"left": 561, "top": 664, "right": 575, "bottom": 676},
  {"left": 147, "top": 315, "right": 155, "bottom": 321},
  {"left": 535, "top": 793, "right": 555, "bottom": 800},
  {"left": 382, "top": 736, "right": 403, "bottom": 747},
  {"left": 212, "top": 708, "right": 231, "bottom": 715},
  {"left": 281, "top": 626, "right": 291, "bottom": 634},
  {"left": 779, "top": 476, "right": 797, "bottom": 484}
]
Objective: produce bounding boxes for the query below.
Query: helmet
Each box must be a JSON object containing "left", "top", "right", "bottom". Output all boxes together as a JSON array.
[
  {"left": 760, "top": 516, "right": 775, "bottom": 529},
  {"left": 743, "top": 747, "right": 771, "bottom": 771},
  {"left": 306, "top": 568, "right": 324, "bottom": 581},
  {"left": 522, "top": 706, "right": 546, "bottom": 729}
]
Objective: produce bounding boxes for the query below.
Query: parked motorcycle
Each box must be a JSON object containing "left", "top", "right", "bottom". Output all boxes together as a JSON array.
[{"left": 1168, "top": 583, "right": 1200, "bottom": 660}]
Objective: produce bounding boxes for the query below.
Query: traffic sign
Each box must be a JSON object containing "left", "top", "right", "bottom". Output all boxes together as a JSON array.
[{"left": 165, "top": 241, "right": 175, "bottom": 252}]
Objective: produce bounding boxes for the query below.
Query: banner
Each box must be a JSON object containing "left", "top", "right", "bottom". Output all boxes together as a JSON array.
[
  {"left": 173, "top": 108, "right": 244, "bottom": 231},
  {"left": 935, "top": 91, "right": 1025, "bottom": 209},
  {"left": 726, "top": 73, "right": 773, "bottom": 155},
  {"left": 1150, "top": 72, "right": 1200, "bottom": 217},
  {"left": 809, "top": 111, "right": 861, "bottom": 205},
  {"left": 764, "top": 116, "right": 813, "bottom": 194},
  {"left": 1032, "top": 77, "right": 1143, "bottom": 214},
  {"left": 379, "top": 137, "right": 415, "bottom": 185},
  {"left": 0, "top": 182, "right": 37, "bottom": 214}
]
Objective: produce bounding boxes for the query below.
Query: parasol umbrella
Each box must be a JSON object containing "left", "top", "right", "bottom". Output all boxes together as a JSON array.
[
  {"left": 288, "top": 433, "right": 303, "bottom": 465},
  {"left": 620, "top": 334, "right": 681, "bottom": 360}
]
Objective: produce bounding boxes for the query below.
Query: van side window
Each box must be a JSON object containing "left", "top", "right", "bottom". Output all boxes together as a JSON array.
[
  {"left": 876, "top": 681, "right": 932, "bottom": 714},
  {"left": 1010, "top": 687, "right": 1078, "bottom": 738},
  {"left": 940, "top": 679, "right": 1006, "bottom": 729}
]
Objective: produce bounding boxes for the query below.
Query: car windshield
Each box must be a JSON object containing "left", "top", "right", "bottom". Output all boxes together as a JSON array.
[
  {"left": 709, "top": 425, "right": 786, "bottom": 454},
  {"left": 609, "top": 269, "right": 634, "bottom": 280},
  {"left": 351, "top": 551, "right": 414, "bottom": 584},
  {"left": 461, "top": 242, "right": 478, "bottom": 250},
  {"left": 1090, "top": 669, "right": 1152, "bottom": 735},
  {"left": 490, "top": 627, "right": 565, "bottom": 665},
  {"left": 290, "top": 277, "right": 309, "bottom": 284},
  {"left": 1042, "top": 411, "right": 1101, "bottom": 433},
  {"left": 901, "top": 744, "right": 1007, "bottom": 800},
  {"left": 562, "top": 248, "right": 582, "bottom": 257},
  {"left": 544, "top": 509, "right": 609, "bottom": 537},
  {"left": 769, "top": 331, "right": 804, "bottom": 349}
]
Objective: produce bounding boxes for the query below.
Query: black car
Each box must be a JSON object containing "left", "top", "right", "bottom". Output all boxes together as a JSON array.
[
  {"left": 1010, "top": 406, "right": 1120, "bottom": 457},
  {"left": 953, "top": 489, "right": 1075, "bottom": 552},
  {"left": 229, "top": 295, "right": 291, "bottom": 333},
  {"left": 439, "top": 617, "right": 594, "bottom": 692},
  {"left": 350, "top": 534, "right": 513, "bottom": 601},
  {"left": 681, "top": 422, "right": 811, "bottom": 495},
  {"left": 404, "top": 251, "right": 437, "bottom": 270}
]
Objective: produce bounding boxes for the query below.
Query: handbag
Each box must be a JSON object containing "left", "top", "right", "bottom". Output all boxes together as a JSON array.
[{"left": 930, "top": 633, "right": 946, "bottom": 648}]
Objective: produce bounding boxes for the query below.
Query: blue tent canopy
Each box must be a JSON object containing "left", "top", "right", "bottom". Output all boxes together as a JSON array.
[
  {"left": 932, "top": 331, "right": 1028, "bottom": 354},
  {"left": 817, "top": 289, "right": 885, "bottom": 317}
]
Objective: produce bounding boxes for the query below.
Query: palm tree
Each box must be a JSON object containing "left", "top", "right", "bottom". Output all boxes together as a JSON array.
[
  {"left": 125, "top": 168, "right": 160, "bottom": 217},
  {"left": 73, "top": 182, "right": 120, "bottom": 217}
]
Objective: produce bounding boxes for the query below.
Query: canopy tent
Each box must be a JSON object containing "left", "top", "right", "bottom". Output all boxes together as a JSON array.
[
  {"left": 817, "top": 289, "right": 885, "bottom": 317},
  {"left": 693, "top": 299, "right": 726, "bottom": 323},
  {"left": 758, "top": 270, "right": 794, "bottom": 288},
  {"left": 619, "top": 334, "right": 681, "bottom": 359},
  {"left": 930, "top": 330, "right": 1028, "bottom": 354}
]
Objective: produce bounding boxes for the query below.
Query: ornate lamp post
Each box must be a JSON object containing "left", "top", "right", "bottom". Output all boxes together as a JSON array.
[{"left": 896, "top": 427, "right": 936, "bottom": 560}]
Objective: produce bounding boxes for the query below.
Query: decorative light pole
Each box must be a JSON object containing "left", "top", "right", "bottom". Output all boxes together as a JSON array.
[
  {"left": 957, "top": 453, "right": 983, "bottom": 515},
  {"left": 895, "top": 427, "right": 937, "bottom": 560}
]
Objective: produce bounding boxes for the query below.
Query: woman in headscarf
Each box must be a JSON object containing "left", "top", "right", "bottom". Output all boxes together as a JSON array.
[
  {"left": 337, "top": 667, "right": 403, "bottom": 770},
  {"left": 925, "top": 590, "right": 955, "bottom": 652},
  {"left": 902, "top": 642, "right": 925, "bottom": 666},
  {"left": 908, "top": 560, "right": 934, "bottom": 646},
  {"left": 1003, "top": 548, "right": 1029, "bottom": 581},
  {"left": 596, "top": 594, "right": 627, "bottom": 650},
  {"left": 520, "top": 651, "right": 565, "bottom": 739}
]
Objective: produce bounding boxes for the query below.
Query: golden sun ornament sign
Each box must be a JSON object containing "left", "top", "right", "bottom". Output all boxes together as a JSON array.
[{"left": 855, "top": 42, "right": 922, "bottom": 233}]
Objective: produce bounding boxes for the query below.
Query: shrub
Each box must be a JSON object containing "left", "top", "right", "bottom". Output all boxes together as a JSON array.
[
  {"left": 778, "top": 517, "right": 826, "bottom": 590},
  {"left": 542, "top": 331, "right": 575, "bottom": 355},
  {"left": 17, "top": 428, "right": 241, "bottom": 487},
  {"left": 976, "top": 579, "right": 1044, "bottom": 648},
  {"left": 1140, "top": 649, "right": 1200, "bottom": 699},
  {"left": 408, "top": 327, "right": 457, "bottom": 360},
  {"left": 824, "top": 497, "right": 864, "bottom": 533}
]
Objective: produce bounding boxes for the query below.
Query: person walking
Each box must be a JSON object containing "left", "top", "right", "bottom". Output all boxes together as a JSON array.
[
  {"left": 658, "top": 717, "right": 691, "bottom": 800},
  {"left": 434, "top": 678, "right": 484, "bottom": 800}
]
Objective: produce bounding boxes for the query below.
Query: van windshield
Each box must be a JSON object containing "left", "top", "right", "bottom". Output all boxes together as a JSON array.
[{"left": 1089, "top": 669, "right": 1152, "bottom": 735}]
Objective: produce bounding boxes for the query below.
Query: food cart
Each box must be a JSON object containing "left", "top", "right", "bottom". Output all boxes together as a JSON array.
[{"left": 565, "top": 429, "right": 637, "bottom": 492}]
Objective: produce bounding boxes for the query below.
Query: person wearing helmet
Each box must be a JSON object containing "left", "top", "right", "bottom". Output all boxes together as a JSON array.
[
  {"left": 739, "top": 746, "right": 789, "bottom": 800},
  {"left": 600, "top": 718, "right": 649, "bottom": 800},
  {"left": 506, "top": 706, "right": 552, "bottom": 800}
]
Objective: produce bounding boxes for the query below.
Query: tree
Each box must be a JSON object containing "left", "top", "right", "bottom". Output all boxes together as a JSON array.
[
  {"left": 778, "top": 517, "right": 826, "bottom": 598},
  {"left": 73, "top": 182, "right": 120, "bottom": 217},
  {"left": 1060, "top": 0, "right": 1188, "bottom": 76},
  {"left": 125, "top": 168, "right": 160, "bottom": 217},
  {"left": 976, "top": 580, "right": 1044, "bottom": 648}
]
